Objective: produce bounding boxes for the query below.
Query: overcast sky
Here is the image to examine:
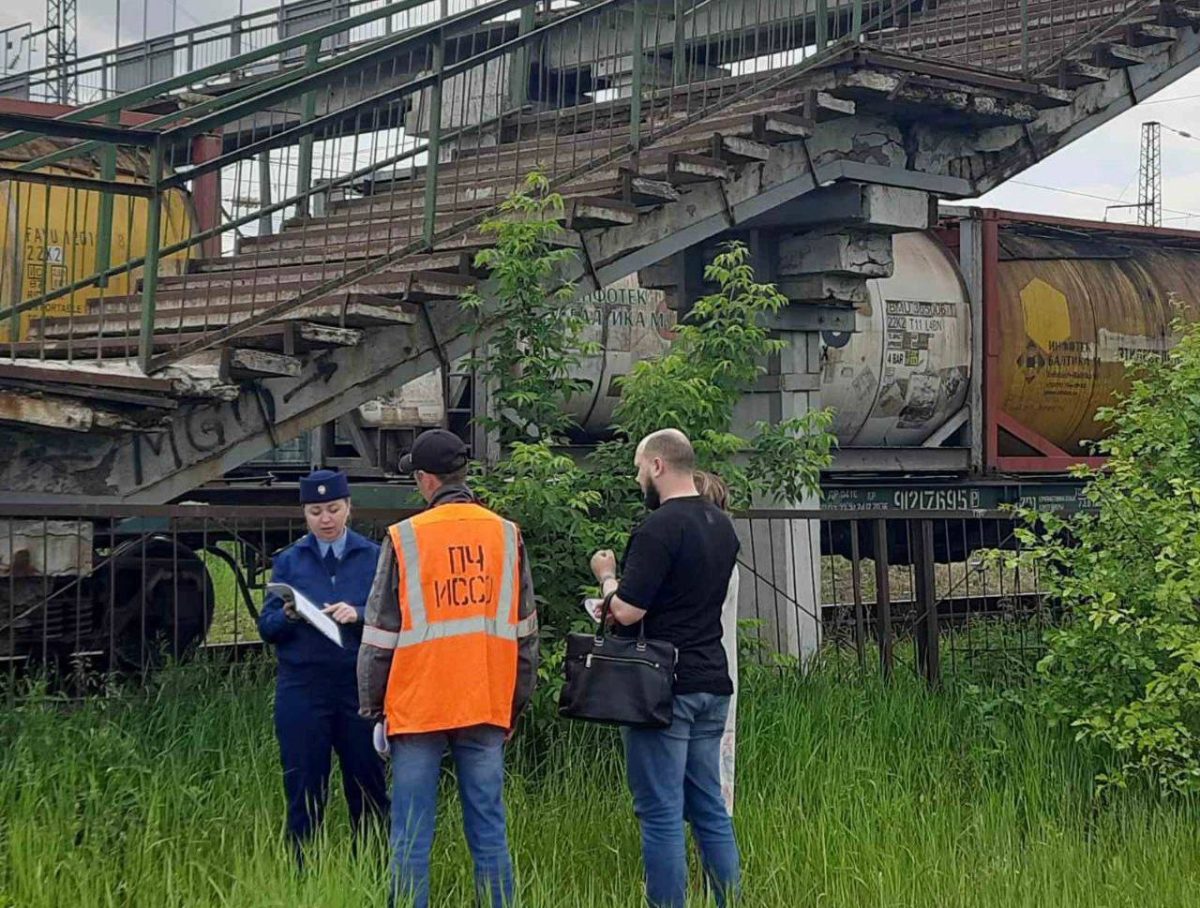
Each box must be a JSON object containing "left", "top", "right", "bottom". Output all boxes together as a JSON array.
[{"left": 4, "top": 0, "right": 1200, "bottom": 227}]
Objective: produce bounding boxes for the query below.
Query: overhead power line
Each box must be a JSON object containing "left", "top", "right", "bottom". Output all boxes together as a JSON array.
[
  {"left": 1142, "top": 92, "right": 1200, "bottom": 106},
  {"left": 1007, "top": 179, "right": 1200, "bottom": 224}
]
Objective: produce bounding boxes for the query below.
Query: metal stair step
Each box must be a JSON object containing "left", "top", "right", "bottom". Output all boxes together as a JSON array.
[
  {"left": 100, "top": 271, "right": 477, "bottom": 317},
  {"left": 3, "top": 322, "right": 364, "bottom": 360},
  {"left": 176, "top": 251, "right": 477, "bottom": 285},
  {"left": 30, "top": 294, "right": 418, "bottom": 339}
]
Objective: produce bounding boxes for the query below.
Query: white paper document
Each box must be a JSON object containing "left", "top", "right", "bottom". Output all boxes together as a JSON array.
[
  {"left": 582, "top": 597, "right": 604, "bottom": 623},
  {"left": 267, "top": 583, "right": 344, "bottom": 647}
]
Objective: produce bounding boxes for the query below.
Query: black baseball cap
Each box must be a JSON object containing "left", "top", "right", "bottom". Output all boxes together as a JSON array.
[{"left": 399, "top": 429, "right": 469, "bottom": 475}]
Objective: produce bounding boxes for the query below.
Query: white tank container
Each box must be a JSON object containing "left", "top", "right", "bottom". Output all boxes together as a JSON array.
[
  {"left": 566, "top": 233, "right": 971, "bottom": 446},
  {"left": 564, "top": 274, "right": 678, "bottom": 433},
  {"left": 370, "top": 234, "right": 972, "bottom": 446},
  {"left": 820, "top": 231, "right": 972, "bottom": 446}
]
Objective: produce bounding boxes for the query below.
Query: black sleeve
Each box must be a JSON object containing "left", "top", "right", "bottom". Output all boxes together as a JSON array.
[{"left": 617, "top": 524, "right": 672, "bottom": 611}]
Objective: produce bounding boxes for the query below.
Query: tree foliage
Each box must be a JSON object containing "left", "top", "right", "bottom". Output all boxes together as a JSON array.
[
  {"left": 466, "top": 178, "right": 835, "bottom": 635},
  {"left": 1008, "top": 315, "right": 1200, "bottom": 795},
  {"left": 460, "top": 172, "right": 596, "bottom": 445},
  {"left": 590, "top": 243, "right": 835, "bottom": 526}
]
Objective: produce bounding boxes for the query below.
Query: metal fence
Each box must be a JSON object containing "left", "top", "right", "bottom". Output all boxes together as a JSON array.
[
  {"left": 1, "top": 503, "right": 1053, "bottom": 699},
  {"left": 733, "top": 509, "right": 1051, "bottom": 685}
]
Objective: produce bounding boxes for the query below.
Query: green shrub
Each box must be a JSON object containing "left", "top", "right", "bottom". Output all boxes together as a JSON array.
[
  {"left": 463, "top": 177, "right": 836, "bottom": 734},
  {"left": 1008, "top": 316, "right": 1200, "bottom": 794}
]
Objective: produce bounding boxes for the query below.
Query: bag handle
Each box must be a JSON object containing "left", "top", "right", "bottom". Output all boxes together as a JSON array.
[
  {"left": 594, "top": 591, "right": 616, "bottom": 642},
  {"left": 595, "top": 589, "right": 647, "bottom": 644}
]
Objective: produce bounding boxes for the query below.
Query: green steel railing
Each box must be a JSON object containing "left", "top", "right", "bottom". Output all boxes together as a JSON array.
[
  {"left": 0, "top": 0, "right": 1158, "bottom": 374},
  {"left": 0, "top": 0, "right": 538, "bottom": 368},
  {"left": 1, "top": 0, "right": 886, "bottom": 372},
  {"left": 0, "top": 0, "right": 533, "bottom": 163},
  {"left": 8, "top": 0, "right": 471, "bottom": 107}
]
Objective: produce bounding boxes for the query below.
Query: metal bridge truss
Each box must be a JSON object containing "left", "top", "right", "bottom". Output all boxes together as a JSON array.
[{"left": 0, "top": 0, "right": 1198, "bottom": 501}]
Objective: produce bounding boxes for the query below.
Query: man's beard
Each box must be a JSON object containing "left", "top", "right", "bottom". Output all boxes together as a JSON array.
[{"left": 642, "top": 482, "right": 661, "bottom": 511}]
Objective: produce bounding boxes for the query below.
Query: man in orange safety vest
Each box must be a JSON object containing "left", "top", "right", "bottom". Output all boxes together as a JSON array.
[{"left": 358, "top": 429, "right": 539, "bottom": 908}]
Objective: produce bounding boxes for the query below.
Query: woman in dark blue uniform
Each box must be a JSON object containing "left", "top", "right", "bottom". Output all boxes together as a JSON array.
[{"left": 258, "top": 469, "right": 389, "bottom": 860}]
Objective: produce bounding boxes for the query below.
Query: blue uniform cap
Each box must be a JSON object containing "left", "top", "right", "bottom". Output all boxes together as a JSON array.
[{"left": 299, "top": 469, "right": 350, "bottom": 504}]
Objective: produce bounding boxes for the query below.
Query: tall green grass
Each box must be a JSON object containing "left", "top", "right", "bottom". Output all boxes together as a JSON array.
[
  {"left": 2, "top": 661, "right": 1197, "bottom": 907},
  {"left": 199, "top": 546, "right": 263, "bottom": 645}
]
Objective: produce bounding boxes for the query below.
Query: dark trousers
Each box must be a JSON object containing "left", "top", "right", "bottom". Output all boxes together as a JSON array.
[{"left": 274, "top": 671, "right": 389, "bottom": 855}]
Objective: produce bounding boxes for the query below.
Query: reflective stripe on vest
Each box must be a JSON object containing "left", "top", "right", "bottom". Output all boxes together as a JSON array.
[
  {"left": 395, "top": 519, "right": 427, "bottom": 629},
  {"left": 366, "top": 604, "right": 537, "bottom": 650},
  {"left": 392, "top": 510, "right": 518, "bottom": 648}
]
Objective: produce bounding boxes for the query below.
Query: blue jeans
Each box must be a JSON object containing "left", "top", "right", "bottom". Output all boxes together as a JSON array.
[
  {"left": 623, "top": 693, "right": 741, "bottom": 908},
  {"left": 388, "top": 724, "right": 514, "bottom": 908}
]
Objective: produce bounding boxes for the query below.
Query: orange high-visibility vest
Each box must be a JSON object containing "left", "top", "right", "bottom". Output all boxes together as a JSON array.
[{"left": 376, "top": 503, "right": 521, "bottom": 734}]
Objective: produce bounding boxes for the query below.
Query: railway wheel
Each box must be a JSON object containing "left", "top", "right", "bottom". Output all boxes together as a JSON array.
[{"left": 98, "top": 539, "right": 216, "bottom": 672}]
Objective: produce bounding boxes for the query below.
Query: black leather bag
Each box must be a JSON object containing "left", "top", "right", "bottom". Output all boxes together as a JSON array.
[{"left": 559, "top": 592, "right": 677, "bottom": 728}]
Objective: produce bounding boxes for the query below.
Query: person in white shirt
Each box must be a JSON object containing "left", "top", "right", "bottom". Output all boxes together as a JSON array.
[{"left": 694, "top": 471, "right": 738, "bottom": 816}]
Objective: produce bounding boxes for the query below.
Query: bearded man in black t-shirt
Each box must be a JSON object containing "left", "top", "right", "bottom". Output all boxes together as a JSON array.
[{"left": 589, "top": 428, "right": 741, "bottom": 908}]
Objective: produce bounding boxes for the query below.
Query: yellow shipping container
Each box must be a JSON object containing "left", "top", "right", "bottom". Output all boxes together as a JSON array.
[{"left": 0, "top": 138, "right": 196, "bottom": 343}]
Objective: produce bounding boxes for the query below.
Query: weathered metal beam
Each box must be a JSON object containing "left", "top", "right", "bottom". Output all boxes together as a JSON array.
[
  {"left": 0, "top": 113, "right": 158, "bottom": 146},
  {"left": 922, "top": 407, "right": 969, "bottom": 449},
  {"left": 972, "top": 22, "right": 1200, "bottom": 196},
  {"left": 0, "top": 362, "right": 177, "bottom": 394},
  {"left": 0, "top": 390, "right": 150, "bottom": 434},
  {"left": 828, "top": 447, "right": 973, "bottom": 473},
  {"left": 0, "top": 380, "right": 179, "bottom": 410},
  {"left": 949, "top": 205, "right": 986, "bottom": 474}
]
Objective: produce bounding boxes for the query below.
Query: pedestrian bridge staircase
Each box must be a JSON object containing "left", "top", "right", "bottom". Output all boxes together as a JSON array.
[{"left": 2, "top": 0, "right": 1199, "bottom": 501}]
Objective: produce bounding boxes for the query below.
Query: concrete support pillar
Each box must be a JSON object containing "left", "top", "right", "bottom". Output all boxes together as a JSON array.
[
  {"left": 734, "top": 313, "right": 826, "bottom": 663},
  {"left": 727, "top": 189, "right": 932, "bottom": 659},
  {"left": 640, "top": 186, "right": 937, "bottom": 658},
  {"left": 775, "top": 226, "right": 896, "bottom": 306}
]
